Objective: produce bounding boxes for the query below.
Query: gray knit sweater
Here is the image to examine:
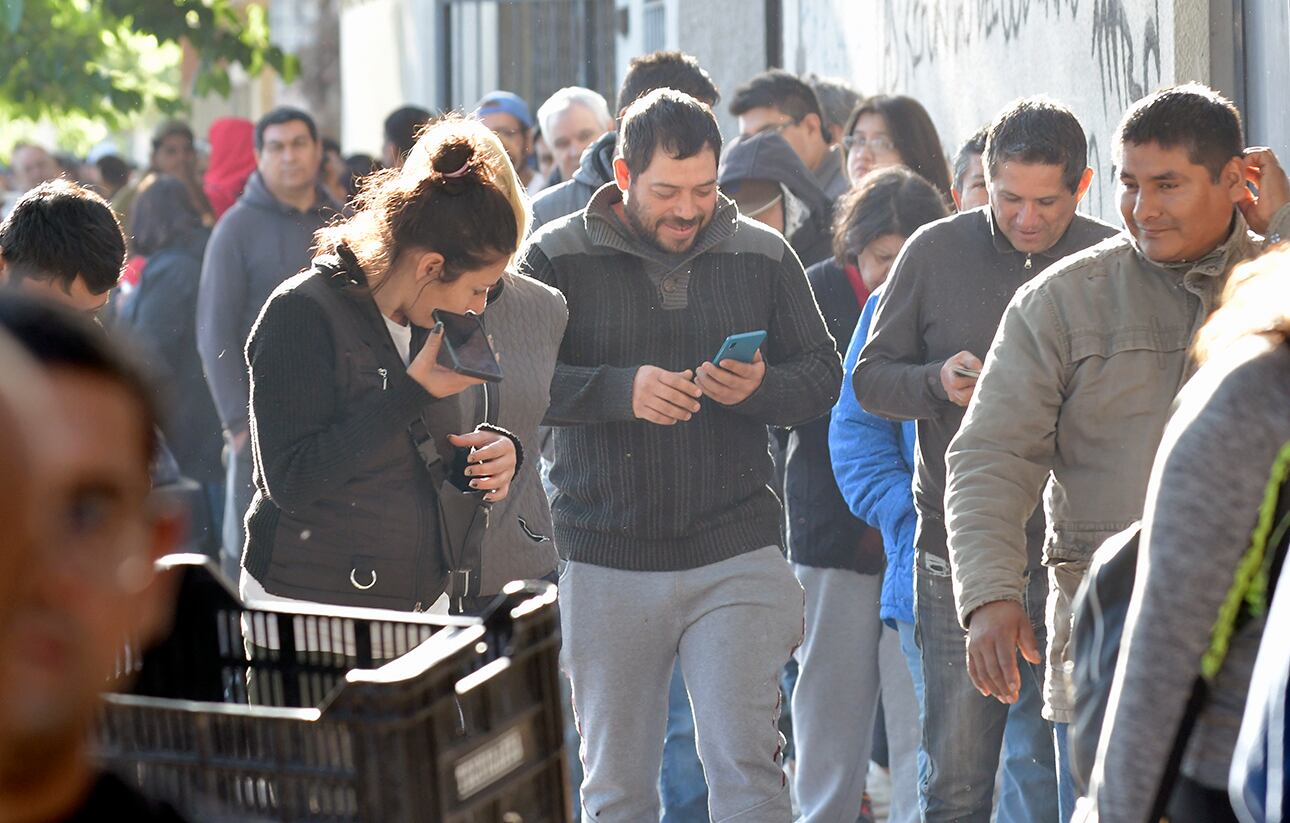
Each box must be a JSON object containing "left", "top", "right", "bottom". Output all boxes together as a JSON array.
[
  {"left": 521, "top": 183, "right": 841, "bottom": 571},
  {"left": 1086, "top": 336, "right": 1290, "bottom": 821}
]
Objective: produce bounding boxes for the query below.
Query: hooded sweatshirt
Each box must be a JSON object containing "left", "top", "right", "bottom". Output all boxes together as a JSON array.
[
  {"left": 203, "top": 118, "right": 256, "bottom": 220},
  {"left": 196, "top": 171, "right": 340, "bottom": 433},
  {"left": 530, "top": 130, "right": 617, "bottom": 232},
  {"left": 718, "top": 131, "right": 834, "bottom": 268}
]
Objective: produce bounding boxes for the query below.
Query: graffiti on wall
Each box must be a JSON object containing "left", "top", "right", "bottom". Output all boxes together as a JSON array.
[{"left": 881, "top": 0, "right": 1162, "bottom": 116}]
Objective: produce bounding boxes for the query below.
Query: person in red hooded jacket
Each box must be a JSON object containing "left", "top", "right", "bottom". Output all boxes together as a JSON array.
[{"left": 203, "top": 118, "right": 256, "bottom": 220}]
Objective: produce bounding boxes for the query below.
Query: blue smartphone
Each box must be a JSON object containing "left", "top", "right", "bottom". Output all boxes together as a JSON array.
[{"left": 712, "top": 330, "right": 767, "bottom": 365}]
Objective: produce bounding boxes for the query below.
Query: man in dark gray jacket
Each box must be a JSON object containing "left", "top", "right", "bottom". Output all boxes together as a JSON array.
[
  {"left": 530, "top": 51, "right": 720, "bottom": 232},
  {"left": 196, "top": 106, "right": 339, "bottom": 579},
  {"left": 854, "top": 98, "right": 1117, "bottom": 823}
]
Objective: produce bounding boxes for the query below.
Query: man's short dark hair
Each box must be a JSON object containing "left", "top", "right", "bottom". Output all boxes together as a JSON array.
[
  {"left": 0, "top": 180, "right": 125, "bottom": 295},
  {"left": 729, "top": 69, "right": 825, "bottom": 130},
  {"left": 617, "top": 51, "right": 721, "bottom": 116},
  {"left": 96, "top": 155, "right": 130, "bottom": 189},
  {"left": 0, "top": 292, "right": 159, "bottom": 462},
  {"left": 1117, "top": 83, "right": 1244, "bottom": 182},
  {"left": 619, "top": 89, "right": 723, "bottom": 178},
  {"left": 383, "top": 105, "right": 434, "bottom": 161},
  {"left": 953, "top": 126, "right": 989, "bottom": 192},
  {"left": 254, "top": 106, "right": 319, "bottom": 152},
  {"left": 985, "top": 97, "right": 1088, "bottom": 193}
]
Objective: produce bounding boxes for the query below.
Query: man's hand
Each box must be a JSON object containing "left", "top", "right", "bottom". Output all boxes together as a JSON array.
[
  {"left": 966, "top": 599, "right": 1042, "bottom": 704},
  {"left": 1238, "top": 147, "right": 1290, "bottom": 235},
  {"left": 695, "top": 350, "right": 766, "bottom": 406},
  {"left": 939, "top": 350, "right": 983, "bottom": 408},
  {"left": 448, "top": 429, "right": 516, "bottom": 503},
  {"left": 632, "top": 366, "right": 702, "bottom": 425},
  {"left": 407, "top": 324, "right": 486, "bottom": 399}
]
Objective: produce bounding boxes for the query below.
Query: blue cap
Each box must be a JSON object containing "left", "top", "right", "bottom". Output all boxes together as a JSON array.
[{"left": 474, "top": 91, "right": 534, "bottom": 130}]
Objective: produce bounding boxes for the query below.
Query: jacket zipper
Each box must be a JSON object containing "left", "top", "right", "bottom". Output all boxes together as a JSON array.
[
  {"left": 377, "top": 368, "right": 388, "bottom": 390},
  {"left": 1024, "top": 254, "right": 1033, "bottom": 270}
]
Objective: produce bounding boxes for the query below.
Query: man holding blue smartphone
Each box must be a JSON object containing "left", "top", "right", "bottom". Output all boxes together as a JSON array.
[{"left": 523, "top": 89, "right": 840, "bottom": 822}]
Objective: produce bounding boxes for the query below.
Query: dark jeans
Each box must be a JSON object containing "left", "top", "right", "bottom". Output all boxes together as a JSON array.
[{"left": 915, "top": 553, "right": 1058, "bottom": 823}]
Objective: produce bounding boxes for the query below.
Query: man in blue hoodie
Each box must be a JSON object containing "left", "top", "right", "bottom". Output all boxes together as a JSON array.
[{"left": 196, "top": 107, "right": 340, "bottom": 579}]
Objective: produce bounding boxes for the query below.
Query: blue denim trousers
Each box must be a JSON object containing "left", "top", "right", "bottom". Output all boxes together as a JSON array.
[
  {"left": 1053, "top": 722, "right": 1076, "bottom": 823},
  {"left": 915, "top": 553, "right": 1059, "bottom": 823},
  {"left": 896, "top": 618, "right": 927, "bottom": 784}
]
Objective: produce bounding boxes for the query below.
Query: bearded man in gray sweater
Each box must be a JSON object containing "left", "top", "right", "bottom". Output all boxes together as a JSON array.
[{"left": 522, "top": 89, "right": 840, "bottom": 822}]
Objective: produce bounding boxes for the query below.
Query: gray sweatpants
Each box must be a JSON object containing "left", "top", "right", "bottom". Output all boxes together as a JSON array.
[
  {"left": 560, "top": 545, "right": 805, "bottom": 823},
  {"left": 791, "top": 564, "right": 920, "bottom": 823}
]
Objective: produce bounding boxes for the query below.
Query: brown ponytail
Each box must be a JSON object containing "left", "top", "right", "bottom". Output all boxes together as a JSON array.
[{"left": 315, "top": 116, "right": 524, "bottom": 283}]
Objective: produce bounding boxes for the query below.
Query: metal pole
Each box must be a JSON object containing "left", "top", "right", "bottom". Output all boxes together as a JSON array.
[
  {"left": 765, "top": 0, "right": 782, "bottom": 69},
  {"left": 584, "top": 0, "right": 599, "bottom": 93},
  {"left": 437, "top": 0, "right": 454, "bottom": 110}
]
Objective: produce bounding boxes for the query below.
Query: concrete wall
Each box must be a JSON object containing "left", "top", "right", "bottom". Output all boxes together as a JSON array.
[
  {"left": 776, "top": 0, "right": 1206, "bottom": 220},
  {"left": 674, "top": 1, "right": 765, "bottom": 141},
  {"left": 613, "top": 0, "right": 766, "bottom": 141},
  {"left": 339, "top": 0, "right": 440, "bottom": 155}
]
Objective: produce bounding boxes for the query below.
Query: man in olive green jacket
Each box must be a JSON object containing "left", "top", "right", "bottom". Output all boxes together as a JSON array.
[{"left": 943, "top": 84, "right": 1290, "bottom": 816}]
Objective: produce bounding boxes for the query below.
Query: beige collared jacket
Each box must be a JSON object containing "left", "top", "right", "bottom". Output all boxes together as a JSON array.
[{"left": 944, "top": 206, "right": 1290, "bottom": 722}]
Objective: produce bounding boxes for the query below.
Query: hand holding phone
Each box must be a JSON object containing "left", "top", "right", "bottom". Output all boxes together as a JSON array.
[
  {"left": 697, "top": 346, "right": 766, "bottom": 407},
  {"left": 940, "top": 350, "right": 983, "bottom": 408},
  {"left": 431, "top": 309, "right": 503, "bottom": 383},
  {"left": 407, "top": 324, "right": 486, "bottom": 399}
]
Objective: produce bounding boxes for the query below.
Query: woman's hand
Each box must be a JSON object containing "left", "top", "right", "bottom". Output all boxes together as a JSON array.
[
  {"left": 448, "top": 429, "right": 517, "bottom": 503},
  {"left": 408, "top": 323, "right": 485, "bottom": 398}
]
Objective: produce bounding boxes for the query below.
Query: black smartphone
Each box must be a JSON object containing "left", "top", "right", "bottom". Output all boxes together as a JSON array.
[{"left": 431, "top": 309, "right": 503, "bottom": 383}]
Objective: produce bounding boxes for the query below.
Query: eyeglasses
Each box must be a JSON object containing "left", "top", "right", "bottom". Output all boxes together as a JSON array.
[
  {"left": 843, "top": 134, "right": 897, "bottom": 155},
  {"left": 753, "top": 118, "right": 801, "bottom": 138}
]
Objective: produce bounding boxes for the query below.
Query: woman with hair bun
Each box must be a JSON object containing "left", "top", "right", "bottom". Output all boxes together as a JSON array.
[{"left": 241, "top": 117, "right": 528, "bottom": 612}]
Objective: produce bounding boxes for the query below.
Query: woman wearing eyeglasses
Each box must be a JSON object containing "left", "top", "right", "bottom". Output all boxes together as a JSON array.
[
  {"left": 240, "top": 118, "right": 527, "bottom": 612},
  {"left": 844, "top": 95, "right": 954, "bottom": 203}
]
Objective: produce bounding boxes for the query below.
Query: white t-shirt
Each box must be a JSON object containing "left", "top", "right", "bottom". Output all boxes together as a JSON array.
[{"left": 383, "top": 314, "right": 413, "bottom": 365}]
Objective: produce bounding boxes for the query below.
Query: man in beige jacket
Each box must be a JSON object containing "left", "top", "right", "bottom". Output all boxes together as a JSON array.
[{"left": 944, "top": 83, "right": 1290, "bottom": 818}]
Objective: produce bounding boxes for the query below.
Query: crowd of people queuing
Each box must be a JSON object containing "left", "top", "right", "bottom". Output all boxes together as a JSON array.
[{"left": 1, "top": 47, "right": 1289, "bottom": 823}]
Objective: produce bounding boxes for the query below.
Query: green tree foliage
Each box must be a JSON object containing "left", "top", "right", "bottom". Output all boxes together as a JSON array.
[{"left": 0, "top": 0, "right": 299, "bottom": 126}]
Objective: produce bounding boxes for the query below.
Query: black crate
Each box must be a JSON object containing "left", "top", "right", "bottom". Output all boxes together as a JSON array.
[{"left": 96, "top": 555, "right": 569, "bottom": 822}]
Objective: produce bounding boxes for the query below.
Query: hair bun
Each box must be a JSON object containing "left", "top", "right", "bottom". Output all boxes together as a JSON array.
[{"left": 433, "top": 141, "right": 478, "bottom": 194}]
